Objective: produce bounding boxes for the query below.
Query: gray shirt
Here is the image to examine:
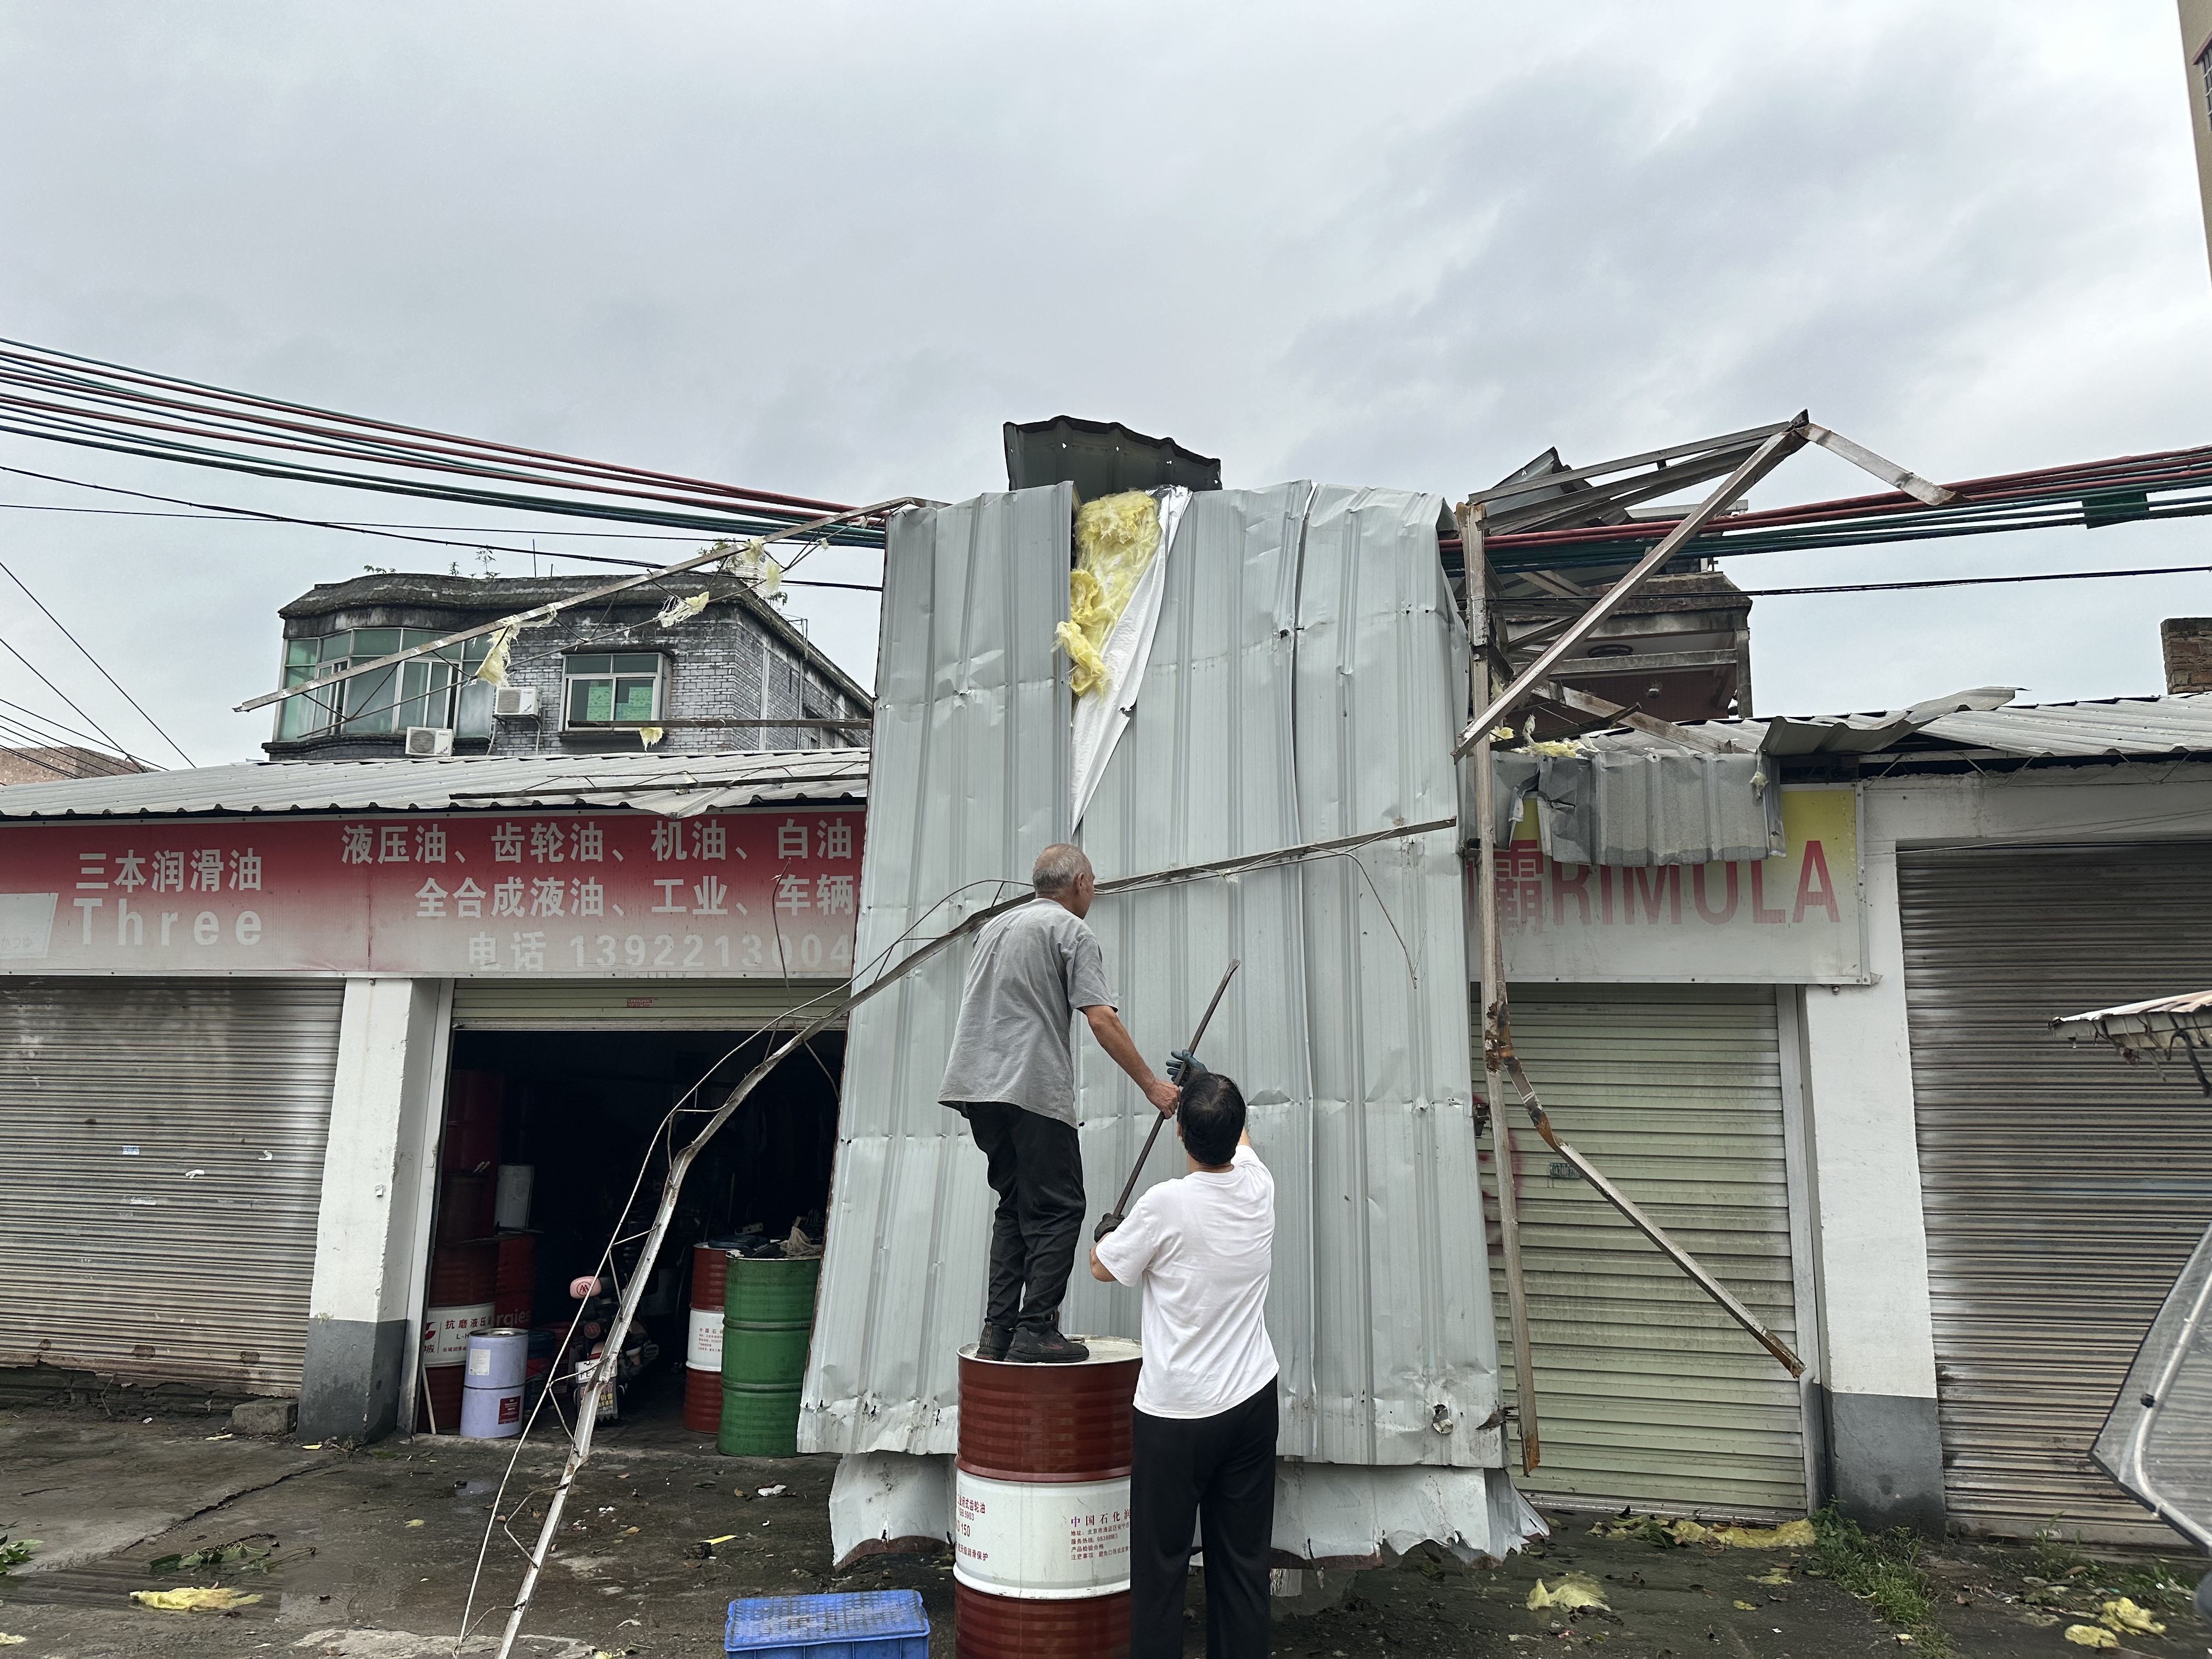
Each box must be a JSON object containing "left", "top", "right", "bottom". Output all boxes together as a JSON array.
[{"left": 938, "top": 901, "right": 1116, "bottom": 1125}]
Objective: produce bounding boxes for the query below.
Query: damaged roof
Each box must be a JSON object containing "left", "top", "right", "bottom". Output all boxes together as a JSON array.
[
  {"left": 1581, "top": 691, "right": 2212, "bottom": 762},
  {"left": 0, "top": 747, "right": 868, "bottom": 821}
]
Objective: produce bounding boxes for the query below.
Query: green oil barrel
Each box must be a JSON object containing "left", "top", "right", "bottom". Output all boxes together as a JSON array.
[{"left": 719, "top": 1253, "right": 821, "bottom": 1456}]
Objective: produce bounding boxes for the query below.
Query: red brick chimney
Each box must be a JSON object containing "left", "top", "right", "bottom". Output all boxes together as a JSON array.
[{"left": 2162, "top": 618, "right": 2212, "bottom": 693}]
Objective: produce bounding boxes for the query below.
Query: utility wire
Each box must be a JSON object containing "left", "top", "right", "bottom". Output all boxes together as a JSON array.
[
  {"left": 0, "top": 334, "right": 848, "bottom": 514},
  {"left": 0, "top": 472, "right": 884, "bottom": 589},
  {"left": 1730, "top": 563, "right": 2212, "bottom": 597},
  {"left": 0, "top": 631, "right": 151, "bottom": 767},
  {"left": 0, "top": 560, "right": 193, "bottom": 764},
  {"left": 0, "top": 690, "right": 129, "bottom": 754},
  {"left": 8, "top": 495, "right": 2204, "bottom": 603},
  {"left": 0, "top": 716, "right": 110, "bottom": 780},
  {"left": 0, "top": 692, "right": 141, "bottom": 775}
]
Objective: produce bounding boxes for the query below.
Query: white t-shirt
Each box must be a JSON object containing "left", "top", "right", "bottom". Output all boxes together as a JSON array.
[{"left": 1093, "top": 1143, "right": 1279, "bottom": 1419}]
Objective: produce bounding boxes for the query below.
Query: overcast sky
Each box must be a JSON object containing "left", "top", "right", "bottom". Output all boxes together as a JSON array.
[{"left": 2, "top": 2, "right": 2208, "bottom": 769}]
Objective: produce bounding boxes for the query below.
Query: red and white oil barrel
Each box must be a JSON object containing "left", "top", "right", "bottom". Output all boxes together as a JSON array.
[{"left": 953, "top": 1336, "right": 1142, "bottom": 1659}]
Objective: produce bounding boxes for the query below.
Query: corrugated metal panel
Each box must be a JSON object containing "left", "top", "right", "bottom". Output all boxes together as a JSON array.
[
  {"left": 1901, "top": 843, "right": 2212, "bottom": 1541},
  {"left": 0, "top": 747, "right": 868, "bottom": 821},
  {"left": 0, "top": 977, "right": 340, "bottom": 1394},
  {"left": 451, "top": 977, "right": 848, "bottom": 1029},
  {"left": 804, "top": 486, "right": 1075, "bottom": 1454},
  {"left": 1482, "top": 750, "right": 1783, "bottom": 867},
  {"left": 1586, "top": 694, "right": 2212, "bottom": 763},
  {"left": 1920, "top": 697, "right": 2212, "bottom": 758},
  {"left": 805, "top": 483, "right": 1505, "bottom": 1471},
  {"left": 1492, "top": 986, "right": 1807, "bottom": 1516}
]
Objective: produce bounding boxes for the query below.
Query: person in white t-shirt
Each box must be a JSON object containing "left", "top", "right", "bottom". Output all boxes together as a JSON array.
[{"left": 1090, "top": 1068, "right": 1278, "bottom": 1659}]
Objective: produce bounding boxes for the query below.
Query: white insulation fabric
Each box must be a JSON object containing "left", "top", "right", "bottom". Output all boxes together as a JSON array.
[
  {"left": 803, "top": 483, "right": 1539, "bottom": 1566},
  {"left": 1071, "top": 485, "right": 1188, "bottom": 828}
]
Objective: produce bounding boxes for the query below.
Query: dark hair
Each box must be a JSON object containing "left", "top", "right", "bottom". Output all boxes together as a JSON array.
[{"left": 1179, "top": 1071, "right": 1245, "bottom": 1167}]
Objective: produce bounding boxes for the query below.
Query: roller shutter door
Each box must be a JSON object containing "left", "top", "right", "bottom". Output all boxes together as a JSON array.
[
  {"left": 1900, "top": 842, "right": 2212, "bottom": 1542},
  {"left": 1486, "top": 985, "right": 1808, "bottom": 1516},
  {"left": 0, "top": 977, "right": 341, "bottom": 1396},
  {"left": 451, "top": 977, "right": 848, "bottom": 1030}
]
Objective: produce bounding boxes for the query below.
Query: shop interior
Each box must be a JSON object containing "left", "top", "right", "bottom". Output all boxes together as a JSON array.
[{"left": 417, "top": 1027, "right": 843, "bottom": 1441}]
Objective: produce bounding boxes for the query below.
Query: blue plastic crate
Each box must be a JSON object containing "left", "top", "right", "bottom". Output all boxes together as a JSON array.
[{"left": 725, "top": 1590, "right": 930, "bottom": 1659}]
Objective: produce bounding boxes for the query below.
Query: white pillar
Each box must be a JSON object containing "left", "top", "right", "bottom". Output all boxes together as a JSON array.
[
  {"left": 298, "top": 977, "right": 450, "bottom": 1443},
  {"left": 1797, "top": 827, "right": 1946, "bottom": 1532}
]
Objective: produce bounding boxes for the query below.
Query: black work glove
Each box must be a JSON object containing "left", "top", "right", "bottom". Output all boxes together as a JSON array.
[
  {"left": 1093, "top": 1213, "right": 1122, "bottom": 1244},
  {"left": 1166, "top": 1049, "right": 1207, "bottom": 1085}
]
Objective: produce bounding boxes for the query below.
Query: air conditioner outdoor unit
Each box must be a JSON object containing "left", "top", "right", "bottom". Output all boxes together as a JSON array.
[
  {"left": 405, "top": 726, "right": 456, "bottom": 758},
  {"left": 493, "top": 686, "right": 539, "bottom": 718}
]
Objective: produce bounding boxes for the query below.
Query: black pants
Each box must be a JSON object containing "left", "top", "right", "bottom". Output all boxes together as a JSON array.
[
  {"left": 958, "top": 1102, "right": 1085, "bottom": 1333},
  {"left": 1130, "top": 1380, "right": 1278, "bottom": 1659}
]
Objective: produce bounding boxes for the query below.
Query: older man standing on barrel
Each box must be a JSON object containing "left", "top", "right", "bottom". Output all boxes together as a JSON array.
[
  {"left": 941, "top": 842, "right": 1180, "bottom": 1364},
  {"left": 1090, "top": 1068, "right": 1278, "bottom": 1659}
]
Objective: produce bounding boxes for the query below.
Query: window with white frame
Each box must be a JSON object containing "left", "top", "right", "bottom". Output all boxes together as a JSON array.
[
  {"left": 2199, "top": 41, "right": 2212, "bottom": 128},
  {"left": 563, "top": 652, "right": 667, "bottom": 727},
  {"left": 275, "top": 628, "right": 492, "bottom": 742}
]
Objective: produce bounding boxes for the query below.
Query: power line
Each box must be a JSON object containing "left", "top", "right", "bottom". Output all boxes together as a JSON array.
[
  {"left": 0, "top": 720, "right": 111, "bottom": 780},
  {"left": 0, "top": 335, "right": 854, "bottom": 517},
  {"left": 1733, "top": 563, "right": 2212, "bottom": 597},
  {"left": 0, "top": 690, "right": 131, "bottom": 755},
  {"left": 0, "top": 630, "right": 150, "bottom": 766},
  {"left": 0, "top": 475, "right": 884, "bottom": 589},
  {"left": 0, "top": 560, "right": 193, "bottom": 765}
]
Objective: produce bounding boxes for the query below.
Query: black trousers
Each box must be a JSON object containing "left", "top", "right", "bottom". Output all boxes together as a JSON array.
[
  {"left": 958, "top": 1102, "right": 1085, "bottom": 1333},
  {"left": 1130, "top": 1380, "right": 1278, "bottom": 1659}
]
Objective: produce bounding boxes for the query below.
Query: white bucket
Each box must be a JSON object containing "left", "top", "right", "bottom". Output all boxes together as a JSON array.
[
  {"left": 494, "top": 1164, "right": 533, "bottom": 1230},
  {"left": 953, "top": 1469, "right": 1132, "bottom": 1599},
  {"left": 465, "top": 1327, "right": 528, "bottom": 1389},
  {"left": 423, "top": 1302, "right": 498, "bottom": 1365},
  {"left": 685, "top": 1306, "right": 724, "bottom": 1370},
  {"left": 459, "top": 1380, "right": 523, "bottom": 1439}
]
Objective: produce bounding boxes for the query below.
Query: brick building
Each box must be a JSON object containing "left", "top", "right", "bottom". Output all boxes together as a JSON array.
[{"left": 264, "top": 573, "right": 871, "bottom": 761}]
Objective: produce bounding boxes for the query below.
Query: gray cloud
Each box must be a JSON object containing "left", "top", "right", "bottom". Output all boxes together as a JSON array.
[{"left": 0, "top": 0, "right": 2205, "bottom": 763}]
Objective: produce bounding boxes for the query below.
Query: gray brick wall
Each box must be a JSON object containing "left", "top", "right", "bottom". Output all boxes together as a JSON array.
[{"left": 267, "top": 573, "right": 870, "bottom": 761}]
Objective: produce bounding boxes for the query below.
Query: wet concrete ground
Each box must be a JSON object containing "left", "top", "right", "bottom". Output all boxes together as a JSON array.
[{"left": 1, "top": 1391, "right": 2204, "bottom": 1659}]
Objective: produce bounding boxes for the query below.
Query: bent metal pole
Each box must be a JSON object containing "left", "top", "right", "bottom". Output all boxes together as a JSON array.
[{"left": 1099, "top": 957, "right": 1240, "bottom": 1234}]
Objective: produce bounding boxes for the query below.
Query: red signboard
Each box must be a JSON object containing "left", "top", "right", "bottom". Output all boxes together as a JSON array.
[{"left": 0, "top": 807, "right": 863, "bottom": 977}]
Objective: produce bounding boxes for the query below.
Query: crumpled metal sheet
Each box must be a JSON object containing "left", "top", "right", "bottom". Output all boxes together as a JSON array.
[
  {"left": 1477, "top": 749, "right": 1783, "bottom": 867},
  {"left": 827, "top": 1452, "right": 1545, "bottom": 1570},
  {"left": 803, "top": 482, "right": 1516, "bottom": 1492},
  {"left": 800, "top": 487, "right": 1073, "bottom": 1458}
]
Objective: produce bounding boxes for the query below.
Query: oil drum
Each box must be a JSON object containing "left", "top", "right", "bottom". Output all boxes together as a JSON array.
[
  {"left": 953, "top": 1336, "right": 1141, "bottom": 1659},
  {"left": 684, "top": 1242, "right": 731, "bottom": 1434}
]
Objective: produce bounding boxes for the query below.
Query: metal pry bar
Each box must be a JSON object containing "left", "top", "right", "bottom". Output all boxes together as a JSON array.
[{"left": 1102, "top": 957, "right": 1242, "bottom": 1229}]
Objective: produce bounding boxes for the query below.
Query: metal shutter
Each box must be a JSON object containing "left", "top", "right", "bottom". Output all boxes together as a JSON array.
[
  {"left": 450, "top": 977, "right": 847, "bottom": 1030},
  {"left": 1488, "top": 985, "right": 1808, "bottom": 1516},
  {"left": 0, "top": 977, "right": 341, "bottom": 1396},
  {"left": 1900, "top": 842, "right": 2212, "bottom": 1542}
]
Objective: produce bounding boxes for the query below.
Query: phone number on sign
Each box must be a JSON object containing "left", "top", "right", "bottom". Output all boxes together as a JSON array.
[{"left": 566, "top": 930, "right": 851, "bottom": 972}]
